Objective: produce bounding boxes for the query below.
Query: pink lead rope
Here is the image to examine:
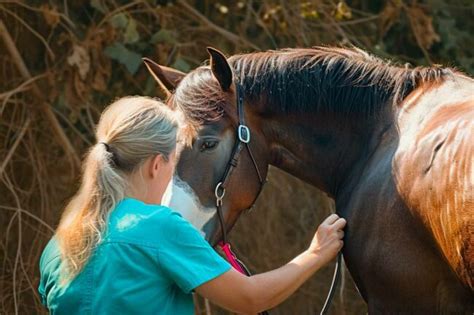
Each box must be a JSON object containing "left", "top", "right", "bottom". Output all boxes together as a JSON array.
[{"left": 219, "top": 242, "right": 246, "bottom": 274}]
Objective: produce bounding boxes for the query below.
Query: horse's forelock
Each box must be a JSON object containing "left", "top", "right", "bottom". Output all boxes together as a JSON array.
[{"left": 172, "top": 67, "right": 227, "bottom": 127}]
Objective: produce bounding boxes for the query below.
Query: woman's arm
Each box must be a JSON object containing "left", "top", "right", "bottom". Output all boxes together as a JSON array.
[{"left": 195, "top": 214, "right": 346, "bottom": 314}]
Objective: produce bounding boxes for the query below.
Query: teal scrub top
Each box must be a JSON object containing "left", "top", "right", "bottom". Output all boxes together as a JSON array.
[{"left": 38, "top": 198, "right": 231, "bottom": 315}]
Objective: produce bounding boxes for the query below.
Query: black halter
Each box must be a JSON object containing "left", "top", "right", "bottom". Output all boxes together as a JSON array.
[
  {"left": 213, "top": 79, "right": 268, "bottom": 315},
  {"left": 214, "top": 81, "right": 266, "bottom": 245}
]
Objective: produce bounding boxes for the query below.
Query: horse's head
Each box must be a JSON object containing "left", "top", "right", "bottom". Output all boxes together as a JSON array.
[{"left": 144, "top": 48, "right": 269, "bottom": 244}]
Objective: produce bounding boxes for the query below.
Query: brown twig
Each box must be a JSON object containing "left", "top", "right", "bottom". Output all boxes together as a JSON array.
[
  {"left": 0, "top": 19, "right": 81, "bottom": 169},
  {"left": 0, "top": 1, "right": 76, "bottom": 28},
  {"left": 0, "top": 73, "right": 47, "bottom": 115},
  {"left": 96, "top": 0, "right": 144, "bottom": 29},
  {"left": 403, "top": 4, "right": 433, "bottom": 65},
  {"left": 0, "top": 6, "right": 55, "bottom": 60},
  {"left": 2, "top": 172, "right": 23, "bottom": 315},
  {"left": 249, "top": 5, "right": 278, "bottom": 49},
  {"left": 0, "top": 206, "right": 54, "bottom": 233},
  {"left": 0, "top": 117, "right": 31, "bottom": 180},
  {"left": 176, "top": 0, "right": 260, "bottom": 51}
]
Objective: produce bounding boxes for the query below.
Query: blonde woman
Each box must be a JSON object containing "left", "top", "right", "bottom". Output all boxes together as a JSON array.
[{"left": 39, "top": 96, "right": 346, "bottom": 314}]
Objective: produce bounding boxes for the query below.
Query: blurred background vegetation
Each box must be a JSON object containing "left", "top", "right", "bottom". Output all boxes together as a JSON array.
[{"left": 0, "top": 0, "right": 472, "bottom": 314}]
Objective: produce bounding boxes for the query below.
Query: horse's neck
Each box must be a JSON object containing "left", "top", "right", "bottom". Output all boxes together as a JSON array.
[
  {"left": 262, "top": 107, "right": 394, "bottom": 197},
  {"left": 234, "top": 51, "right": 410, "bottom": 196}
]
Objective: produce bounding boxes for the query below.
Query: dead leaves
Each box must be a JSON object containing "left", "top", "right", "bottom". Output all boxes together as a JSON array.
[
  {"left": 379, "top": 2, "right": 440, "bottom": 57},
  {"left": 379, "top": 1, "right": 402, "bottom": 39},
  {"left": 40, "top": 4, "right": 60, "bottom": 28},
  {"left": 67, "top": 44, "right": 90, "bottom": 80},
  {"left": 406, "top": 5, "right": 440, "bottom": 50},
  {"left": 333, "top": 2, "right": 352, "bottom": 21},
  {"left": 63, "top": 27, "right": 113, "bottom": 109}
]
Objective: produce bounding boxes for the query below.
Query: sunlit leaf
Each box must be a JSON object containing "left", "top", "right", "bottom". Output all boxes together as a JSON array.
[
  {"left": 109, "top": 13, "right": 128, "bottom": 29},
  {"left": 150, "top": 29, "right": 177, "bottom": 44},
  {"left": 67, "top": 44, "right": 90, "bottom": 80},
  {"left": 124, "top": 18, "right": 140, "bottom": 43},
  {"left": 104, "top": 43, "right": 142, "bottom": 74},
  {"left": 40, "top": 4, "right": 60, "bottom": 27},
  {"left": 334, "top": 1, "right": 352, "bottom": 21},
  {"left": 90, "top": 0, "right": 107, "bottom": 14}
]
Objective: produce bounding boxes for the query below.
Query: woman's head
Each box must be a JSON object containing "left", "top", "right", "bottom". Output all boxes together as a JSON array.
[
  {"left": 94, "top": 96, "right": 178, "bottom": 202},
  {"left": 57, "top": 96, "right": 178, "bottom": 282}
]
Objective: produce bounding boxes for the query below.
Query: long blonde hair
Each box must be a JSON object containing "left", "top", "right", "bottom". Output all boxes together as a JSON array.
[{"left": 56, "top": 96, "right": 178, "bottom": 282}]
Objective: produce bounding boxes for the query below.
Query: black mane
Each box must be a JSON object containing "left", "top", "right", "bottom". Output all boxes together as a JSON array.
[
  {"left": 171, "top": 46, "right": 451, "bottom": 124},
  {"left": 230, "top": 47, "right": 450, "bottom": 118}
]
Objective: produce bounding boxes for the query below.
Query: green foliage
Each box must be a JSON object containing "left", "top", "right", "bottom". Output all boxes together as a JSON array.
[
  {"left": 109, "top": 13, "right": 140, "bottom": 43},
  {"left": 104, "top": 43, "right": 142, "bottom": 74},
  {"left": 151, "top": 29, "right": 177, "bottom": 44}
]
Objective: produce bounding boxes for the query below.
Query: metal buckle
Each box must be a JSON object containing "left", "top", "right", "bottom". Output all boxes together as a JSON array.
[
  {"left": 238, "top": 125, "right": 250, "bottom": 143},
  {"left": 215, "top": 182, "right": 226, "bottom": 206}
]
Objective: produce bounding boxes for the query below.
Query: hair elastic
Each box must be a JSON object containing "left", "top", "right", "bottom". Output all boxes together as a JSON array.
[{"left": 99, "top": 141, "right": 111, "bottom": 152}]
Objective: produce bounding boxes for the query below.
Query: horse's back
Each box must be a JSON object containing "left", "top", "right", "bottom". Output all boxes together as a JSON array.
[{"left": 394, "top": 74, "right": 474, "bottom": 291}]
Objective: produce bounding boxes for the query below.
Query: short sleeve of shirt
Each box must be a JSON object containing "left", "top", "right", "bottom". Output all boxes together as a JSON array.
[
  {"left": 38, "top": 237, "right": 61, "bottom": 307},
  {"left": 157, "top": 212, "right": 231, "bottom": 293}
]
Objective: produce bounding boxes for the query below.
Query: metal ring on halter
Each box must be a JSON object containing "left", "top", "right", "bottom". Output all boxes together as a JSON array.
[
  {"left": 238, "top": 125, "right": 250, "bottom": 143},
  {"left": 214, "top": 182, "right": 226, "bottom": 206}
]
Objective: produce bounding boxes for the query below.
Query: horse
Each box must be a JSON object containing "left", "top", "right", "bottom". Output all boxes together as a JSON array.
[{"left": 143, "top": 46, "right": 474, "bottom": 313}]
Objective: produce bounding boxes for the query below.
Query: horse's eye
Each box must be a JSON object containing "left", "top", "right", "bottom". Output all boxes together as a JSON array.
[{"left": 200, "top": 140, "right": 218, "bottom": 152}]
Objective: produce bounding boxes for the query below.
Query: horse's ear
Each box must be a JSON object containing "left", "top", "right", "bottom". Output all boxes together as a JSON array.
[
  {"left": 142, "top": 58, "right": 185, "bottom": 97},
  {"left": 207, "top": 47, "right": 232, "bottom": 91}
]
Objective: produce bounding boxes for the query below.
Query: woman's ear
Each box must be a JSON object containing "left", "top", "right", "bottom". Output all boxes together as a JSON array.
[{"left": 149, "top": 154, "right": 164, "bottom": 178}]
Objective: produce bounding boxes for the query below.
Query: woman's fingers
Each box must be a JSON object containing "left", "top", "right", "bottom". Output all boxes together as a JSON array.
[
  {"left": 323, "top": 213, "right": 340, "bottom": 225},
  {"left": 332, "top": 218, "right": 347, "bottom": 230},
  {"left": 323, "top": 215, "right": 347, "bottom": 231}
]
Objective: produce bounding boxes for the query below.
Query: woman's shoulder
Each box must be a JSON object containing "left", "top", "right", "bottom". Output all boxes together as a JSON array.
[
  {"left": 106, "top": 198, "right": 189, "bottom": 245},
  {"left": 39, "top": 237, "right": 61, "bottom": 273}
]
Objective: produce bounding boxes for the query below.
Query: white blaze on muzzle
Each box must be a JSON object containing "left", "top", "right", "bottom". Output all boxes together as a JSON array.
[{"left": 162, "top": 175, "right": 215, "bottom": 237}]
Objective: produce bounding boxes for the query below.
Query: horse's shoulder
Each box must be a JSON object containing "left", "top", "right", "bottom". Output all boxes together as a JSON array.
[{"left": 393, "top": 80, "right": 473, "bottom": 289}]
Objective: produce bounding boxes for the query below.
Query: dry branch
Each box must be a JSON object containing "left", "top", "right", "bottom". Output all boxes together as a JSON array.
[
  {"left": 177, "top": 0, "right": 260, "bottom": 50},
  {"left": 0, "top": 19, "right": 81, "bottom": 169},
  {"left": 0, "top": 117, "right": 31, "bottom": 179}
]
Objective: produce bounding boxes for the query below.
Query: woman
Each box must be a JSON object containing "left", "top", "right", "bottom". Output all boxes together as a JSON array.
[{"left": 39, "top": 96, "right": 346, "bottom": 314}]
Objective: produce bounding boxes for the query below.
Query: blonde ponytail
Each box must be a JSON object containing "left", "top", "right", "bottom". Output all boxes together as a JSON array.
[{"left": 56, "top": 96, "right": 178, "bottom": 282}]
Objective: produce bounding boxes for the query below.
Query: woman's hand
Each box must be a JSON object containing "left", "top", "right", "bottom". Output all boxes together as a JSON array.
[
  {"left": 307, "top": 214, "right": 346, "bottom": 266},
  {"left": 196, "top": 214, "right": 347, "bottom": 314}
]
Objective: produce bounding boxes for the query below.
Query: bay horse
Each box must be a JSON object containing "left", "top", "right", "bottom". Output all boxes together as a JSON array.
[{"left": 143, "top": 46, "right": 473, "bottom": 313}]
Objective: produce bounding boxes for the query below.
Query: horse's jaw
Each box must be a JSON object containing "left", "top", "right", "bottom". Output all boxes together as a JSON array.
[{"left": 162, "top": 175, "right": 216, "bottom": 239}]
